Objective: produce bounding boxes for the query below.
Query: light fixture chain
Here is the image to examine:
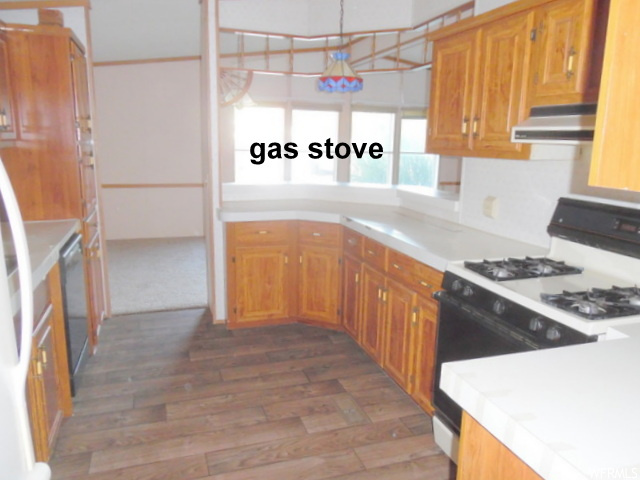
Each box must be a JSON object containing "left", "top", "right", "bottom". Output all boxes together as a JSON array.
[{"left": 339, "top": 0, "right": 344, "bottom": 50}]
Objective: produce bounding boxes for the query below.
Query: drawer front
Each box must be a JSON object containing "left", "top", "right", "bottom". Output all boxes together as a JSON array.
[
  {"left": 232, "top": 221, "right": 290, "bottom": 246},
  {"left": 298, "top": 221, "right": 341, "bottom": 247},
  {"left": 363, "top": 237, "right": 387, "bottom": 271},
  {"left": 33, "top": 278, "right": 51, "bottom": 329},
  {"left": 387, "top": 248, "right": 443, "bottom": 297},
  {"left": 413, "top": 263, "right": 444, "bottom": 298},
  {"left": 343, "top": 228, "right": 364, "bottom": 258},
  {"left": 386, "top": 249, "right": 416, "bottom": 285}
]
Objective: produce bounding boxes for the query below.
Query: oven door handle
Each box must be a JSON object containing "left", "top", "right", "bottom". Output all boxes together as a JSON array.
[{"left": 434, "top": 290, "right": 540, "bottom": 350}]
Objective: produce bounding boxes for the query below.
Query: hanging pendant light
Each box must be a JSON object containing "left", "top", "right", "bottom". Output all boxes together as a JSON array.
[{"left": 318, "top": 0, "right": 363, "bottom": 93}]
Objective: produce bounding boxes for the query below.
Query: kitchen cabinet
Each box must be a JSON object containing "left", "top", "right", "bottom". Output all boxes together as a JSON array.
[
  {"left": 457, "top": 412, "right": 543, "bottom": 480},
  {"left": 381, "top": 278, "right": 416, "bottom": 391},
  {"left": 0, "top": 28, "right": 17, "bottom": 142},
  {"left": 297, "top": 222, "right": 342, "bottom": 326},
  {"left": 27, "top": 263, "right": 73, "bottom": 462},
  {"left": 411, "top": 295, "right": 438, "bottom": 414},
  {"left": 427, "top": 0, "right": 605, "bottom": 160},
  {"left": 226, "top": 221, "right": 294, "bottom": 327},
  {"left": 0, "top": 22, "right": 108, "bottom": 348},
  {"left": 342, "top": 255, "right": 361, "bottom": 339},
  {"left": 359, "top": 262, "right": 387, "bottom": 363},
  {"left": 428, "top": 12, "right": 534, "bottom": 159},
  {"left": 529, "top": 0, "right": 599, "bottom": 106},
  {"left": 588, "top": 0, "right": 640, "bottom": 192}
]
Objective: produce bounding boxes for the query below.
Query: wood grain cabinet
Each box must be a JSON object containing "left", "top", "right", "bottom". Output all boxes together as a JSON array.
[
  {"left": 427, "top": 0, "right": 606, "bottom": 160},
  {"left": 359, "top": 262, "right": 387, "bottom": 363},
  {"left": 0, "top": 22, "right": 108, "bottom": 348},
  {"left": 588, "top": 0, "right": 640, "bottom": 192},
  {"left": 297, "top": 222, "right": 342, "bottom": 326},
  {"left": 27, "top": 264, "right": 73, "bottom": 462},
  {"left": 226, "top": 221, "right": 294, "bottom": 327},
  {"left": 429, "top": 11, "right": 534, "bottom": 159},
  {"left": 411, "top": 295, "right": 438, "bottom": 414},
  {"left": 341, "top": 254, "right": 362, "bottom": 339},
  {"left": 0, "top": 28, "right": 17, "bottom": 142}
]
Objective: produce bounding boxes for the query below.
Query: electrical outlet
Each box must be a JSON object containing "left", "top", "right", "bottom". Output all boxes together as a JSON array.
[{"left": 483, "top": 196, "right": 498, "bottom": 219}]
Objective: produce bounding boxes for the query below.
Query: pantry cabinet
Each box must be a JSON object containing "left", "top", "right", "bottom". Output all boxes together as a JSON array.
[
  {"left": 0, "top": 22, "right": 108, "bottom": 348},
  {"left": 427, "top": 0, "right": 606, "bottom": 160},
  {"left": 588, "top": 0, "right": 640, "bottom": 192}
]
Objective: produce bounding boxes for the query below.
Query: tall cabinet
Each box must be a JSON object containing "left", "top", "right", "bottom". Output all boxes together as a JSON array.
[{"left": 0, "top": 22, "right": 108, "bottom": 349}]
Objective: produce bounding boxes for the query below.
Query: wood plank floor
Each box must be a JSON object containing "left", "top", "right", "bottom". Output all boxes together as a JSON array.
[{"left": 50, "top": 309, "right": 455, "bottom": 480}]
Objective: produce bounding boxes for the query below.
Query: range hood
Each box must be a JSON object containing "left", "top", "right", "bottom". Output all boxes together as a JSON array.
[{"left": 511, "top": 103, "right": 597, "bottom": 145}]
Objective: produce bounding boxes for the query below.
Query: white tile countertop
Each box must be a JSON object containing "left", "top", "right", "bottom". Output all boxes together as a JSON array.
[
  {"left": 219, "top": 200, "right": 547, "bottom": 272},
  {"left": 5, "top": 219, "right": 80, "bottom": 314},
  {"left": 440, "top": 323, "right": 640, "bottom": 479}
]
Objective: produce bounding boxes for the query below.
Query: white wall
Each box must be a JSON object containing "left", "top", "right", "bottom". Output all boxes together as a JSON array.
[{"left": 94, "top": 59, "right": 204, "bottom": 239}]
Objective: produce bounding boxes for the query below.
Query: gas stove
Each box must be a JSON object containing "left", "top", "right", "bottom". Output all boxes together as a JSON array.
[{"left": 446, "top": 197, "right": 640, "bottom": 337}]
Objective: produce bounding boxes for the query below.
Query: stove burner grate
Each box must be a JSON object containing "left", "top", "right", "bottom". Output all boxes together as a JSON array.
[
  {"left": 464, "top": 257, "right": 583, "bottom": 281},
  {"left": 541, "top": 287, "right": 640, "bottom": 320}
]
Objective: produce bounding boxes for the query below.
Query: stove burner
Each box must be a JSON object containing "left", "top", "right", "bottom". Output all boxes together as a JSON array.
[
  {"left": 464, "top": 257, "right": 583, "bottom": 281},
  {"left": 541, "top": 287, "right": 640, "bottom": 320}
]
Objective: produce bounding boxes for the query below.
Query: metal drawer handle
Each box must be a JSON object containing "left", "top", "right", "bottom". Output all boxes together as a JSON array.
[
  {"left": 566, "top": 46, "right": 576, "bottom": 79},
  {"left": 347, "top": 238, "right": 358, "bottom": 246},
  {"left": 419, "top": 280, "right": 433, "bottom": 289},
  {"left": 392, "top": 263, "right": 402, "bottom": 270},
  {"left": 257, "top": 230, "right": 269, "bottom": 235},
  {"left": 366, "top": 249, "right": 376, "bottom": 256},
  {"left": 312, "top": 232, "right": 322, "bottom": 237}
]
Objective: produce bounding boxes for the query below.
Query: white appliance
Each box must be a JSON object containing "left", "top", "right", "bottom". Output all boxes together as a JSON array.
[
  {"left": 0, "top": 156, "right": 51, "bottom": 480},
  {"left": 432, "top": 196, "right": 640, "bottom": 463}
]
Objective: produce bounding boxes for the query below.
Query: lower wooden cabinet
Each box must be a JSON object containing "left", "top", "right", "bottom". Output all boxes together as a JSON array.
[
  {"left": 298, "top": 244, "right": 341, "bottom": 325},
  {"left": 27, "top": 263, "right": 72, "bottom": 462},
  {"left": 226, "top": 221, "right": 442, "bottom": 414},
  {"left": 359, "top": 263, "right": 386, "bottom": 363},
  {"left": 341, "top": 255, "right": 362, "bottom": 338},
  {"left": 381, "top": 278, "right": 416, "bottom": 391},
  {"left": 458, "top": 412, "right": 543, "bottom": 480}
]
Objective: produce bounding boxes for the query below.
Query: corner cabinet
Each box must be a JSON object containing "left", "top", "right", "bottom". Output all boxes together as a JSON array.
[
  {"left": 427, "top": 0, "right": 606, "bottom": 160},
  {"left": 0, "top": 22, "right": 108, "bottom": 349},
  {"left": 588, "top": 0, "right": 640, "bottom": 192}
]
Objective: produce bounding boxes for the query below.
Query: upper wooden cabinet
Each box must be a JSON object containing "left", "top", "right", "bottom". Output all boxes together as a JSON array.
[
  {"left": 427, "top": 0, "right": 606, "bottom": 160},
  {"left": 588, "top": 0, "right": 640, "bottom": 192},
  {"left": 529, "top": 0, "right": 598, "bottom": 105}
]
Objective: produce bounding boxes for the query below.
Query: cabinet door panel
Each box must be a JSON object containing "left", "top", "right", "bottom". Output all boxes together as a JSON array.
[
  {"left": 531, "top": 0, "right": 594, "bottom": 104},
  {"left": 342, "top": 256, "right": 361, "bottom": 339},
  {"left": 234, "top": 246, "right": 290, "bottom": 323},
  {"left": 0, "top": 33, "right": 17, "bottom": 140},
  {"left": 474, "top": 12, "right": 534, "bottom": 159},
  {"left": 299, "top": 245, "right": 341, "bottom": 325},
  {"left": 382, "top": 279, "right": 416, "bottom": 391},
  {"left": 411, "top": 296, "right": 438, "bottom": 414},
  {"left": 360, "top": 264, "right": 385, "bottom": 363},
  {"left": 427, "top": 29, "right": 478, "bottom": 155}
]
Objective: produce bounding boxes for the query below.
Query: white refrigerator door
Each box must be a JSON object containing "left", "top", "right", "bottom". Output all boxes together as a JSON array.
[{"left": 0, "top": 157, "right": 51, "bottom": 480}]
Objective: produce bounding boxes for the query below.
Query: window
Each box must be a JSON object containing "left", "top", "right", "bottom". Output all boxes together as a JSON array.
[
  {"left": 234, "top": 106, "right": 285, "bottom": 184},
  {"left": 291, "top": 109, "right": 340, "bottom": 183},
  {"left": 350, "top": 111, "right": 395, "bottom": 185},
  {"left": 398, "top": 117, "right": 439, "bottom": 189}
]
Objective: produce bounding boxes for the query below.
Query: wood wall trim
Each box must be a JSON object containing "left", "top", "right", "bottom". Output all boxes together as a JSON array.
[
  {"left": 0, "top": 0, "right": 88, "bottom": 10},
  {"left": 94, "top": 56, "right": 201, "bottom": 67},
  {"left": 102, "top": 183, "right": 205, "bottom": 189}
]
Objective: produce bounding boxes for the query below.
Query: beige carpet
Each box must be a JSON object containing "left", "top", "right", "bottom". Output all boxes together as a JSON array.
[{"left": 107, "top": 237, "right": 208, "bottom": 316}]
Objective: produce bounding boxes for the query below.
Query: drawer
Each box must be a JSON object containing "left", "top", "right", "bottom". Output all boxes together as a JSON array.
[
  {"left": 363, "top": 237, "right": 387, "bottom": 271},
  {"left": 387, "top": 248, "right": 443, "bottom": 297},
  {"left": 33, "top": 278, "right": 51, "bottom": 328},
  {"left": 413, "top": 263, "right": 444, "bottom": 298},
  {"left": 231, "top": 221, "right": 290, "bottom": 246},
  {"left": 386, "top": 249, "right": 416, "bottom": 285},
  {"left": 298, "top": 221, "right": 340, "bottom": 247},
  {"left": 343, "top": 228, "right": 364, "bottom": 258}
]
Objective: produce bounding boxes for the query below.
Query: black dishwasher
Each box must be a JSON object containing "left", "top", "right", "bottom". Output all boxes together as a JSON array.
[{"left": 59, "top": 233, "right": 89, "bottom": 396}]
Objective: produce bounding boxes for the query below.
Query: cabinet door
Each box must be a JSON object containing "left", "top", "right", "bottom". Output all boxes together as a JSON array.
[
  {"left": 381, "top": 278, "right": 416, "bottom": 391},
  {"left": 589, "top": 0, "right": 640, "bottom": 191},
  {"left": 427, "top": 29, "right": 478, "bottom": 155},
  {"left": 85, "top": 228, "right": 105, "bottom": 348},
  {"left": 342, "top": 255, "right": 362, "bottom": 339},
  {"left": 530, "top": 0, "right": 595, "bottom": 105},
  {"left": 411, "top": 295, "right": 438, "bottom": 414},
  {"left": 299, "top": 245, "right": 341, "bottom": 325},
  {"left": 360, "top": 264, "right": 386, "bottom": 363},
  {"left": 473, "top": 11, "right": 534, "bottom": 159},
  {"left": 232, "top": 246, "right": 291, "bottom": 324},
  {"left": 0, "top": 32, "right": 17, "bottom": 140}
]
